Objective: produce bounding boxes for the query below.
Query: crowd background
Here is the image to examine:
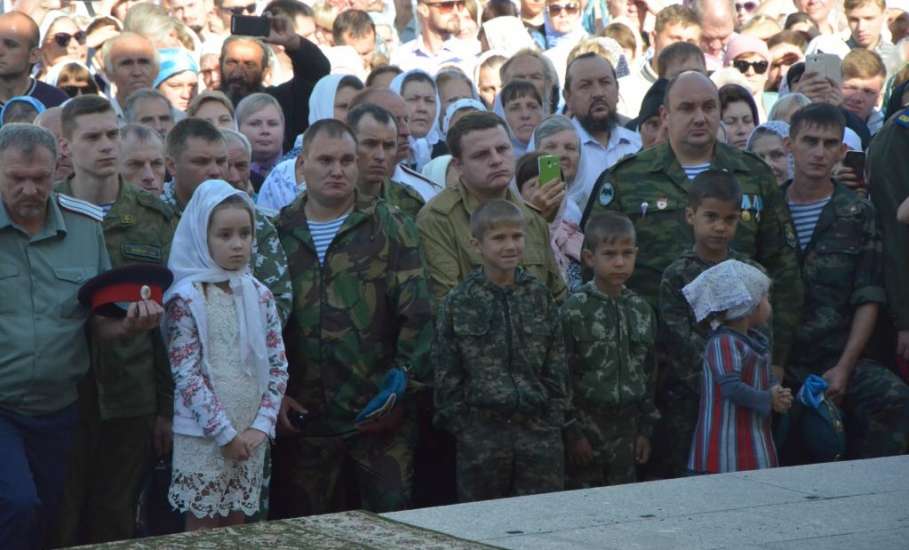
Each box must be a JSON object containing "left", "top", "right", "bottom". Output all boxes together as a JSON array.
[{"left": 1, "top": 0, "right": 909, "bottom": 547}]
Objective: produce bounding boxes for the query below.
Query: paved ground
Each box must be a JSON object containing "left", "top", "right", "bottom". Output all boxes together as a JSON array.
[{"left": 385, "top": 456, "right": 909, "bottom": 550}]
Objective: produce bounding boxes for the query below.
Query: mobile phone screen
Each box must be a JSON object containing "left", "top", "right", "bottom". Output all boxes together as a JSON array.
[{"left": 231, "top": 15, "right": 270, "bottom": 37}]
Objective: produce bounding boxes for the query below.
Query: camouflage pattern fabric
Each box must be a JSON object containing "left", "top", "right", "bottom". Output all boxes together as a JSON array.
[
  {"left": 384, "top": 177, "right": 426, "bottom": 221},
  {"left": 565, "top": 409, "right": 638, "bottom": 488},
  {"left": 842, "top": 362, "right": 909, "bottom": 458},
  {"left": 161, "top": 181, "right": 293, "bottom": 324},
  {"left": 417, "top": 183, "right": 567, "bottom": 304},
  {"left": 70, "top": 510, "right": 496, "bottom": 549},
  {"left": 275, "top": 190, "right": 432, "bottom": 433},
  {"left": 648, "top": 396, "right": 699, "bottom": 479},
  {"left": 580, "top": 142, "right": 804, "bottom": 367},
  {"left": 560, "top": 283, "right": 659, "bottom": 470}
]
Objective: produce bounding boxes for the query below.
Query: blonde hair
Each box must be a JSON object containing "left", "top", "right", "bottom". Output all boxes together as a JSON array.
[{"left": 187, "top": 90, "right": 236, "bottom": 118}]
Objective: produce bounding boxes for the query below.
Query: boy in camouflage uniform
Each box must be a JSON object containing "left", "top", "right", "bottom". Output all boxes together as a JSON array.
[
  {"left": 434, "top": 200, "right": 568, "bottom": 503},
  {"left": 655, "top": 170, "right": 769, "bottom": 478},
  {"left": 561, "top": 212, "right": 659, "bottom": 488}
]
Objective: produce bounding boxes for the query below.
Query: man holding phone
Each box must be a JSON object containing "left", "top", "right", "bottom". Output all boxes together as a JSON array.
[{"left": 219, "top": 11, "right": 330, "bottom": 151}]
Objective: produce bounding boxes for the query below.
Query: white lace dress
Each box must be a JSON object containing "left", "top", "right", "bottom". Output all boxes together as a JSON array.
[{"left": 168, "top": 285, "right": 266, "bottom": 518}]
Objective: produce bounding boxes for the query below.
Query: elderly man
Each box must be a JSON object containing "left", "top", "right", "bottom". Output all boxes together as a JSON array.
[
  {"left": 0, "top": 12, "right": 68, "bottom": 109},
  {"left": 100, "top": 33, "right": 159, "bottom": 119},
  {"left": 124, "top": 89, "right": 175, "bottom": 139},
  {"left": 34, "top": 107, "right": 73, "bottom": 182},
  {"left": 221, "top": 128, "right": 257, "bottom": 198},
  {"left": 0, "top": 124, "right": 161, "bottom": 549},
  {"left": 120, "top": 124, "right": 167, "bottom": 196}
]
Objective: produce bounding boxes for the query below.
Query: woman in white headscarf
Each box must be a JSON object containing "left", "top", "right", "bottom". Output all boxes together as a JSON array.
[
  {"left": 390, "top": 69, "right": 441, "bottom": 171},
  {"left": 164, "top": 180, "right": 287, "bottom": 530},
  {"left": 746, "top": 121, "right": 792, "bottom": 185}
]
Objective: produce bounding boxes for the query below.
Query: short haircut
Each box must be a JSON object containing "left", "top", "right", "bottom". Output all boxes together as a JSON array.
[
  {"left": 500, "top": 80, "right": 543, "bottom": 107},
  {"left": 366, "top": 64, "right": 403, "bottom": 87},
  {"left": 564, "top": 52, "right": 615, "bottom": 92},
  {"left": 719, "top": 84, "right": 759, "bottom": 125},
  {"left": 687, "top": 169, "right": 742, "bottom": 209},
  {"left": 663, "top": 71, "right": 716, "bottom": 109},
  {"left": 583, "top": 212, "right": 636, "bottom": 251},
  {"left": 514, "top": 151, "right": 542, "bottom": 192},
  {"left": 61, "top": 95, "right": 114, "bottom": 139},
  {"left": 221, "top": 128, "right": 252, "bottom": 157},
  {"left": 186, "top": 90, "right": 236, "bottom": 119},
  {"left": 789, "top": 103, "right": 846, "bottom": 140},
  {"left": 480, "top": 0, "right": 517, "bottom": 21},
  {"left": 842, "top": 49, "right": 886, "bottom": 81},
  {"left": 332, "top": 9, "right": 375, "bottom": 44},
  {"left": 532, "top": 114, "right": 578, "bottom": 149},
  {"left": 470, "top": 199, "right": 525, "bottom": 240},
  {"left": 0, "top": 12, "right": 42, "bottom": 49},
  {"left": 655, "top": 5, "right": 700, "bottom": 34},
  {"left": 301, "top": 118, "right": 357, "bottom": 155},
  {"left": 338, "top": 74, "right": 366, "bottom": 93},
  {"left": 235, "top": 92, "right": 284, "bottom": 125},
  {"left": 766, "top": 30, "right": 809, "bottom": 50},
  {"left": 844, "top": 0, "right": 885, "bottom": 12},
  {"left": 603, "top": 23, "right": 636, "bottom": 54},
  {"left": 2, "top": 102, "right": 40, "bottom": 125},
  {"left": 346, "top": 103, "right": 397, "bottom": 132},
  {"left": 165, "top": 118, "right": 224, "bottom": 159},
  {"left": 121, "top": 123, "right": 164, "bottom": 148},
  {"left": 101, "top": 32, "right": 158, "bottom": 76},
  {"left": 124, "top": 88, "right": 172, "bottom": 123},
  {"left": 447, "top": 111, "right": 510, "bottom": 159},
  {"left": 0, "top": 123, "right": 57, "bottom": 162},
  {"left": 656, "top": 41, "right": 706, "bottom": 78}
]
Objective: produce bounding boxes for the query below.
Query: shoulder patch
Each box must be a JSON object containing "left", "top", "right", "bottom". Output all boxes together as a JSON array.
[
  {"left": 58, "top": 193, "right": 103, "bottom": 222},
  {"left": 599, "top": 181, "right": 615, "bottom": 206},
  {"left": 896, "top": 111, "right": 909, "bottom": 128}
]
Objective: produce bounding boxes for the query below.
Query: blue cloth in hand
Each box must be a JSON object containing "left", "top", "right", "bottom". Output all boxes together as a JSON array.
[
  {"left": 797, "top": 374, "right": 828, "bottom": 409},
  {"left": 355, "top": 368, "right": 407, "bottom": 425}
]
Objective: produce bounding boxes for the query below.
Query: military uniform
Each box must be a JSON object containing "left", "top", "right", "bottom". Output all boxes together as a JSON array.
[
  {"left": 654, "top": 248, "right": 767, "bottom": 478},
  {"left": 417, "top": 183, "right": 567, "bottom": 304},
  {"left": 0, "top": 193, "right": 110, "bottom": 549},
  {"left": 580, "top": 142, "right": 803, "bottom": 368},
  {"left": 160, "top": 181, "right": 293, "bottom": 324},
  {"left": 781, "top": 181, "right": 909, "bottom": 461},
  {"left": 382, "top": 177, "right": 425, "bottom": 221},
  {"left": 433, "top": 268, "right": 567, "bottom": 503},
  {"left": 561, "top": 283, "right": 659, "bottom": 488},
  {"left": 271, "top": 191, "right": 432, "bottom": 517}
]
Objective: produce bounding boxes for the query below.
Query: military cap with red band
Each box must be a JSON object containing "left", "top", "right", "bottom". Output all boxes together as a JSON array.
[{"left": 78, "top": 264, "right": 174, "bottom": 318}]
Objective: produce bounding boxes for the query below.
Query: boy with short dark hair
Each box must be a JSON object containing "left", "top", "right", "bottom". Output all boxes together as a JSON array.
[
  {"left": 653, "top": 169, "right": 770, "bottom": 478},
  {"left": 561, "top": 212, "right": 659, "bottom": 487},
  {"left": 433, "top": 199, "right": 568, "bottom": 503}
]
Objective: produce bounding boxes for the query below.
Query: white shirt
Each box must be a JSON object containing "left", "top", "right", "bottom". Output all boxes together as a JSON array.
[
  {"left": 393, "top": 163, "right": 444, "bottom": 202},
  {"left": 391, "top": 37, "right": 474, "bottom": 76},
  {"left": 569, "top": 118, "right": 642, "bottom": 213},
  {"left": 617, "top": 60, "right": 658, "bottom": 119}
]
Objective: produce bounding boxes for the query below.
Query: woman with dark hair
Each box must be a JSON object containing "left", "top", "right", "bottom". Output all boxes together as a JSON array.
[
  {"left": 719, "top": 84, "right": 759, "bottom": 150},
  {"left": 494, "top": 80, "right": 545, "bottom": 156}
]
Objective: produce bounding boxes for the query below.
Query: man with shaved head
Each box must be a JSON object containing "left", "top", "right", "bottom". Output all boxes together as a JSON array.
[
  {"left": 0, "top": 12, "right": 68, "bottom": 109},
  {"left": 692, "top": 0, "right": 736, "bottom": 71},
  {"left": 581, "top": 71, "right": 803, "bottom": 478}
]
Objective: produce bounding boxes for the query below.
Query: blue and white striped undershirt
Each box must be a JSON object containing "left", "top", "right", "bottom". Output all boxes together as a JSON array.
[
  {"left": 307, "top": 214, "right": 349, "bottom": 265},
  {"left": 788, "top": 196, "right": 831, "bottom": 250},
  {"left": 682, "top": 162, "right": 712, "bottom": 180}
]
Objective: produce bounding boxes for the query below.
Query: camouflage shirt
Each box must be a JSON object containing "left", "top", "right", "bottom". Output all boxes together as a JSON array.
[
  {"left": 161, "top": 180, "right": 292, "bottom": 324},
  {"left": 433, "top": 268, "right": 569, "bottom": 434},
  {"left": 561, "top": 282, "right": 659, "bottom": 440},
  {"left": 57, "top": 178, "right": 176, "bottom": 419},
  {"left": 658, "top": 248, "right": 767, "bottom": 399},
  {"left": 383, "top": 177, "right": 425, "bottom": 221},
  {"left": 783, "top": 181, "right": 886, "bottom": 381},
  {"left": 581, "top": 142, "right": 803, "bottom": 367},
  {"left": 276, "top": 191, "right": 433, "bottom": 433}
]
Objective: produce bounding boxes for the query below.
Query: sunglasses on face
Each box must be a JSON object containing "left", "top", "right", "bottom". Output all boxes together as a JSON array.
[
  {"left": 733, "top": 59, "right": 769, "bottom": 74},
  {"left": 422, "top": 0, "right": 465, "bottom": 12},
  {"left": 548, "top": 2, "right": 580, "bottom": 15},
  {"left": 734, "top": 1, "right": 756, "bottom": 12},
  {"left": 61, "top": 82, "right": 97, "bottom": 97},
  {"left": 224, "top": 4, "right": 256, "bottom": 15},
  {"left": 53, "top": 31, "right": 86, "bottom": 48}
]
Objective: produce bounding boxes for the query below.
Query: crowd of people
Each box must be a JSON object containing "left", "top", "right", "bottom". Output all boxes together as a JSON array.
[{"left": 1, "top": 0, "right": 909, "bottom": 547}]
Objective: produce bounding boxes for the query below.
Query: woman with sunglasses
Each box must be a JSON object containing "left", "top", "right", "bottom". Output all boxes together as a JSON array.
[
  {"left": 37, "top": 15, "right": 87, "bottom": 82},
  {"left": 544, "top": 0, "right": 587, "bottom": 50},
  {"left": 723, "top": 33, "right": 777, "bottom": 121}
]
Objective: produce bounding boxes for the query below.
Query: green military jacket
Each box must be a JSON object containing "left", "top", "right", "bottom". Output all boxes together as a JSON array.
[
  {"left": 783, "top": 181, "right": 886, "bottom": 381},
  {"left": 383, "top": 177, "right": 425, "bottom": 221},
  {"left": 417, "top": 183, "right": 567, "bottom": 304},
  {"left": 561, "top": 282, "right": 660, "bottom": 441},
  {"left": 57, "top": 179, "right": 176, "bottom": 419},
  {"left": 433, "top": 268, "right": 569, "bottom": 434},
  {"left": 868, "top": 109, "right": 909, "bottom": 330},
  {"left": 161, "top": 181, "right": 293, "bottom": 324},
  {"left": 0, "top": 193, "right": 110, "bottom": 415},
  {"left": 658, "top": 248, "right": 767, "bottom": 399},
  {"left": 276, "top": 191, "right": 433, "bottom": 433},
  {"left": 581, "top": 142, "right": 803, "bottom": 366}
]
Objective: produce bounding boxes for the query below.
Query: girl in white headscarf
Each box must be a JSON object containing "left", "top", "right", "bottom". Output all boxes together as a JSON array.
[{"left": 164, "top": 180, "right": 288, "bottom": 530}]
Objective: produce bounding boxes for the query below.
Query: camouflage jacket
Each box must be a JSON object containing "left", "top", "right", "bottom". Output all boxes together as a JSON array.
[
  {"left": 417, "top": 183, "right": 567, "bottom": 304},
  {"left": 57, "top": 178, "right": 176, "bottom": 419},
  {"left": 161, "top": 180, "right": 292, "bottom": 324},
  {"left": 433, "top": 268, "right": 569, "bottom": 434},
  {"left": 581, "top": 142, "right": 803, "bottom": 367},
  {"left": 276, "top": 191, "right": 433, "bottom": 433},
  {"left": 561, "top": 282, "right": 659, "bottom": 440},
  {"left": 383, "top": 177, "right": 425, "bottom": 221},
  {"left": 658, "top": 248, "right": 768, "bottom": 400},
  {"left": 868, "top": 109, "right": 909, "bottom": 330},
  {"left": 783, "top": 181, "right": 886, "bottom": 380}
]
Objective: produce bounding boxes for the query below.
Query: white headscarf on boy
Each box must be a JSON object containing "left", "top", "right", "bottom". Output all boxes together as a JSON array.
[{"left": 164, "top": 179, "right": 269, "bottom": 387}]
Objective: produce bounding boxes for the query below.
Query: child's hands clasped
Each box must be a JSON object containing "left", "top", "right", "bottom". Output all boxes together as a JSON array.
[
  {"left": 770, "top": 385, "right": 793, "bottom": 413},
  {"left": 221, "top": 429, "right": 268, "bottom": 462}
]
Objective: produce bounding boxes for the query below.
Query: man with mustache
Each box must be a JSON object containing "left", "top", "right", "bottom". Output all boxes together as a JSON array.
[{"left": 219, "top": 13, "right": 330, "bottom": 151}]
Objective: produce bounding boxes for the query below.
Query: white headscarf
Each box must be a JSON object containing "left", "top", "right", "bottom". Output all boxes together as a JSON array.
[
  {"left": 165, "top": 180, "right": 269, "bottom": 387},
  {"left": 308, "top": 74, "right": 349, "bottom": 126},
  {"left": 391, "top": 69, "right": 441, "bottom": 171},
  {"left": 683, "top": 260, "right": 771, "bottom": 329}
]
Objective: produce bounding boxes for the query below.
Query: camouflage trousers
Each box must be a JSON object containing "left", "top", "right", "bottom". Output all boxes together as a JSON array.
[
  {"left": 455, "top": 409, "right": 563, "bottom": 503},
  {"left": 782, "top": 360, "right": 909, "bottom": 463},
  {"left": 648, "top": 392, "right": 699, "bottom": 479},
  {"left": 270, "top": 415, "right": 416, "bottom": 518},
  {"left": 565, "top": 408, "right": 638, "bottom": 489}
]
